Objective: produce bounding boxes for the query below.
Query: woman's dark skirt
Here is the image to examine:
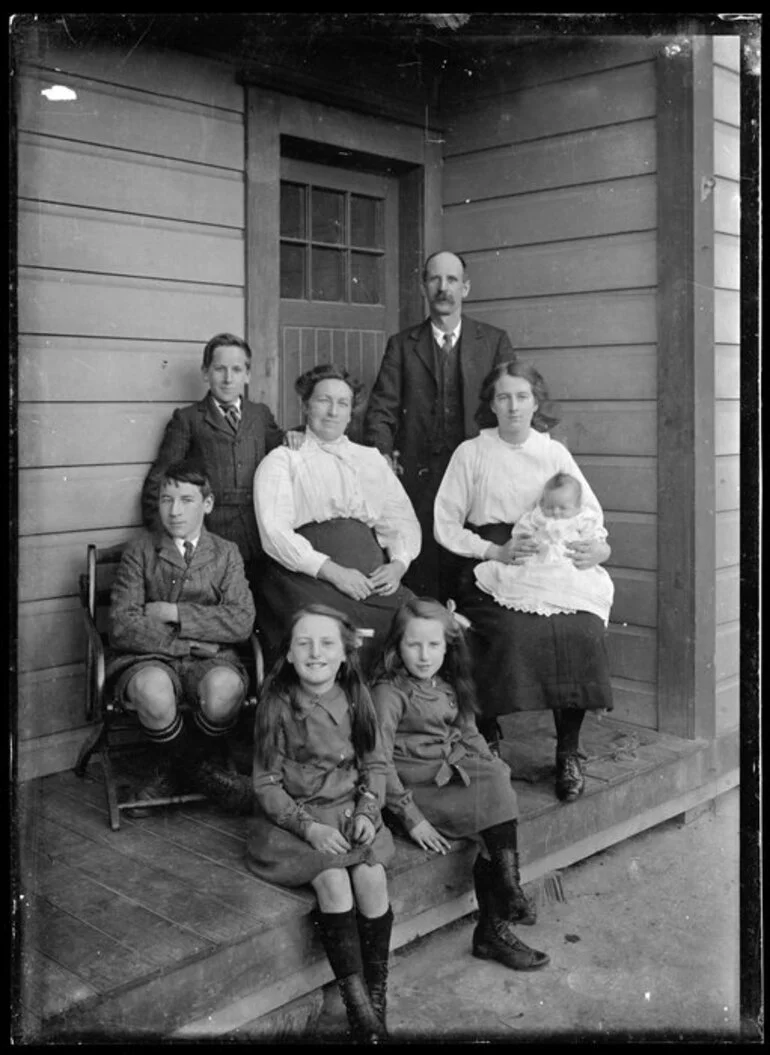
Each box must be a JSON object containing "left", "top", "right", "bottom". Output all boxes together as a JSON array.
[
  {"left": 453, "top": 522, "right": 614, "bottom": 718},
  {"left": 255, "top": 518, "right": 414, "bottom": 674}
]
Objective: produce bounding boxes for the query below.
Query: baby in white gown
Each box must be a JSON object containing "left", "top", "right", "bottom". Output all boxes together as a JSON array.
[{"left": 474, "top": 472, "right": 614, "bottom": 625}]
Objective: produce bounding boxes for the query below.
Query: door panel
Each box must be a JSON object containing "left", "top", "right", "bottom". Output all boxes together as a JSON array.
[{"left": 279, "top": 157, "right": 399, "bottom": 431}]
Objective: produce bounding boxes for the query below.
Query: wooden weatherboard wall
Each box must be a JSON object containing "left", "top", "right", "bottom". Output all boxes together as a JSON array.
[
  {"left": 15, "top": 25, "right": 247, "bottom": 779},
  {"left": 711, "top": 35, "right": 740, "bottom": 736},
  {"left": 441, "top": 35, "right": 660, "bottom": 730}
]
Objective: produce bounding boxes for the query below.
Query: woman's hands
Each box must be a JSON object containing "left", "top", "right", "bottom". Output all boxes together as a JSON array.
[
  {"left": 306, "top": 822, "right": 351, "bottom": 854},
  {"left": 566, "top": 537, "right": 611, "bottom": 569},
  {"left": 318, "top": 559, "right": 405, "bottom": 599},
  {"left": 318, "top": 560, "right": 372, "bottom": 600},
  {"left": 409, "top": 820, "right": 452, "bottom": 855},
  {"left": 368, "top": 559, "right": 405, "bottom": 596},
  {"left": 485, "top": 532, "right": 539, "bottom": 565}
]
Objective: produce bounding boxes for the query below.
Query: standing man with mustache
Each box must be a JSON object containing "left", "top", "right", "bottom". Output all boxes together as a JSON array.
[{"left": 363, "top": 251, "right": 516, "bottom": 600}]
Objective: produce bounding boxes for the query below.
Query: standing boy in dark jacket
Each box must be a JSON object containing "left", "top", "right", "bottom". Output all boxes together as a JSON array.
[{"left": 142, "top": 332, "right": 284, "bottom": 597}]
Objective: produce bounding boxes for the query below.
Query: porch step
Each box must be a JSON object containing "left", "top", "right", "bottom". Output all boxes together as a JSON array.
[{"left": 20, "top": 715, "right": 738, "bottom": 1041}]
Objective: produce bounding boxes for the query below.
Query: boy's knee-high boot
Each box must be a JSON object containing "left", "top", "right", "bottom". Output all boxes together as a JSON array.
[
  {"left": 357, "top": 906, "right": 393, "bottom": 1032},
  {"left": 481, "top": 820, "right": 537, "bottom": 925},
  {"left": 312, "top": 908, "right": 384, "bottom": 1041},
  {"left": 472, "top": 854, "right": 550, "bottom": 972}
]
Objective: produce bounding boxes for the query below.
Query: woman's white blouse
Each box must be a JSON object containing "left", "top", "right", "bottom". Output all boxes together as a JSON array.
[
  {"left": 434, "top": 428, "right": 604, "bottom": 560},
  {"left": 254, "top": 429, "right": 421, "bottom": 577}
]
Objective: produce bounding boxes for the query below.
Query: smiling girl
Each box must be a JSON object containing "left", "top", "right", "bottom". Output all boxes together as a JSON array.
[{"left": 246, "top": 605, "right": 394, "bottom": 1040}]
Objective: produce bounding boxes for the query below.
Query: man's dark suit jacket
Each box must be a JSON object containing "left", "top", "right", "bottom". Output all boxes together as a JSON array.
[
  {"left": 142, "top": 393, "right": 284, "bottom": 570},
  {"left": 362, "top": 315, "right": 515, "bottom": 497},
  {"left": 362, "top": 315, "right": 515, "bottom": 597}
]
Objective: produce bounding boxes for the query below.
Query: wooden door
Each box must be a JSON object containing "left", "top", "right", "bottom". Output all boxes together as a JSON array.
[{"left": 278, "top": 157, "right": 399, "bottom": 433}]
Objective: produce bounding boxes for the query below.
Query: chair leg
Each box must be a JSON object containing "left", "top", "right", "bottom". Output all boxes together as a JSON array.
[
  {"left": 74, "top": 722, "right": 106, "bottom": 778},
  {"left": 99, "top": 742, "right": 122, "bottom": 832}
]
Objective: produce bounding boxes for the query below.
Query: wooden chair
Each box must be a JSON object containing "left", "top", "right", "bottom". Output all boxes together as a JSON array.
[{"left": 74, "top": 541, "right": 264, "bottom": 830}]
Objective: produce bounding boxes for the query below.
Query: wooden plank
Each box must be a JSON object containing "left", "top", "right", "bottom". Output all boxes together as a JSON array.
[
  {"left": 19, "top": 338, "right": 206, "bottom": 403},
  {"left": 715, "top": 344, "right": 740, "bottom": 399},
  {"left": 26, "top": 892, "right": 159, "bottom": 993},
  {"left": 716, "top": 567, "right": 739, "bottom": 624},
  {"left": 18, "top": 134, "right": 244, "bottom": 227},
  {"left": 40, "top": 814, "right": 264, "bottom": 946},
  {"left": 469, "top": 290, "right": 657, "bottom": 348},
  {"left": 17, "top": 665, "right": 84, "bottom": 740},
  {"left": 19, "top": 465, "right": 145, "bottom": 535},
  {"left": 604, "top": 513, "right": 656, "bottom": 571},
  {"left": 607, "top": 624, "right": 656, "bottom": 683},
  {"left": 17, "top": 71, "right": 244, "bottom": 169},
  {"left": 18, "top": 727, "right": 96, "bottom": 783},
  {"left": 275, "top": 89, "right": 427, "bottom": 165},
  {"left": 466, "top": 232, "right": 656, "bottom": 300},
  {"left": 715, "top": 624, "right": 739, "bottom": 681},
  {"left": 448, "top": 35, "right": 658, "bottom": 105},
  {"left": 557, "top": 401, "right": 656, "bottom": 457},
  {"left": 716, "top": 511, "right": 740, "bottom": 568},
  {"left": 18, "top": 202, "right": 244, "bottom": 285},
  {"left": 26, "top": 37, "right": 244, "bottom": 111},
  {"left": 714, "top": 121, "right": 740, "bottom": 180},
  {"left": 715, "top": 677, "right": 739, "bottom": 735},
  {"left": 40, "top": 792, "right": 292, "bottom": 928},
  {"left": 713, "top": 65, "right": 740, "bottom": 127},
  {"left": 244, "top": 87, "right": 280, "bottom": 411},
  {"left": 578, "top": 456, "right": 657, "bottom": 515},
  {"left": 715, "top": 400, "right": 739, "bottom": 456},
  {"left": 18, "top": 527, "right": 141, "bottom": 602},
  {"left": 32, "top": 851, "right": 216, "bottom": 968},
  {"left": 19, "top": 946, "right": 100, "bottom": 1021},
  {"left": 656, "top": 36, "right": 716, "bottom": 740},
  {"left": 445, "top": 176, "right": 657, "bottom": 252},
  {"left": 713, "top": 35, "right": 741, "bottom": 72},
  {"left": 18, "top": 268, "right": 245, "bottom": 340},
  {"left": 444, "top": 61, "right": 656, "bottom": 156},
  {"left": 519, "top": 346, "right": 656, "bottom": 401},
  {"left": 714, "top": 232, "right": 740, "bottom": 290},
  {"left": 714, "top": 177, "right": 740, "bottom": 235},
  {"left": 19, "top": 403, "right": 183, "bottom": 468},
  {"left": 18, "top": 599, "right": 83, "bottom": 672},
  {"left": 608, "top": 569, "right": 656, "bottom": 628},
  {"left": 398, "top": 166, "right": 425, "bottom": 333},
  {"left": 444, "top": 120, "right": 656, "bottom": 205},
  {"left": 714, "top": 288, "right": 740, "bottom": 344},
  {"left": 715, "top": 455, "right": 739, "bottom": 511}
]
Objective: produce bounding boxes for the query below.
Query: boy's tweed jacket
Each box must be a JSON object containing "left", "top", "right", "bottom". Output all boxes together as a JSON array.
[{"left": 106, "top": 526, "right": 256, "bottom": 682}]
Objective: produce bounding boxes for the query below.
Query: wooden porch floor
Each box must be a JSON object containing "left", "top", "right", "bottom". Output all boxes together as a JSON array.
[{"left": 14, "top": 712, "right": 739, "bottom": 1042}]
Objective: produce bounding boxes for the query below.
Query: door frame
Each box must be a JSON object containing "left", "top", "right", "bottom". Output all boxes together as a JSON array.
[{"left": 243, "top": 86, "right": 443, "bottom": 411}]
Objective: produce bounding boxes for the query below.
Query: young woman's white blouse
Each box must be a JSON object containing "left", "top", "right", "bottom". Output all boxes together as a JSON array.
[
  {"left": 433, "top": 428, "right": 604, "bottom": 560},
  {"left": 254, "top": 429, "right": 421, "bottom": 577}
]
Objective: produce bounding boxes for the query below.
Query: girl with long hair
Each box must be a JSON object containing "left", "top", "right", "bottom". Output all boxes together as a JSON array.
[
  {"left": 246, "top": 604, "right": 394, "bottom": 1041},
  {"left": 370, "top": 596, "right": 549, "bottom": 972}
]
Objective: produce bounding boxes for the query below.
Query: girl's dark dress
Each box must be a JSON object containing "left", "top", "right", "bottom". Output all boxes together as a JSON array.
[
  {"left": 247, "top": 684, "right": 394, "bottom": 887},
  {"left": 372, "top": 674, "right": 518, "bottom": 839}
]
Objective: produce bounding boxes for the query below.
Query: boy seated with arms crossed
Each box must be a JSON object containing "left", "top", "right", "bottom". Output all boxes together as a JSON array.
[{"left": 108, "top": 460, "right": 257, "bottom": 814}]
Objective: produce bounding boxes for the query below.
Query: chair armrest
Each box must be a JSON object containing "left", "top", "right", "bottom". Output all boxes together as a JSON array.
[
  {"left": 80, "top": 599, "right": 106, "bottom": 723},
  {"left": 250, "top": 632, "right": 264, "bottom": 689}
]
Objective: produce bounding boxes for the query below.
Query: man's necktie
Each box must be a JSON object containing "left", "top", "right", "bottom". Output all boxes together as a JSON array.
[
  {"left": 442, "top": 333, "right": 454, "bottom": 354},
  {"left": 183, "top": 541, "right": 194, "bottom": 566},
  {"left": 221, "top": 401, "right": 241, "bottom": 433}
]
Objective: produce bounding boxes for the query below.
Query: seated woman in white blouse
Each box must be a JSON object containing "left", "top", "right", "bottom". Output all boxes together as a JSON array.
[
  {"left": 253, "top": 363, "right": 421, "bottom": 673},
  {"left": 434, "top": 361, "right": 613, "bottom": 804}
]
